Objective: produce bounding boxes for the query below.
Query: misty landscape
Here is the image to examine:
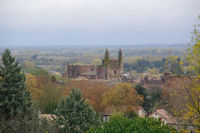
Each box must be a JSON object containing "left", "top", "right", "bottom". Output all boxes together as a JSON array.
[{"left": 0, "top": 0, "right": 200, "bottom": 133}]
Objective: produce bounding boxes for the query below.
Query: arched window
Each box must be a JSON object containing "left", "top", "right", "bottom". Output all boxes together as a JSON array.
[{"left": 114, "top": 70, "right": 117, "bottom": 74}]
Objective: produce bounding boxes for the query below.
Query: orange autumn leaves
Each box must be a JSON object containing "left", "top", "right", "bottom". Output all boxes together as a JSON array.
[
  {"left": 61, "top": 80, "right": 108, "bottom": 112},
  {"left": 26, "top": 74, "right": 144, "bottom": 113},
  {"left": 103, "top": 83, "right": 143, "bottom": 113},
  {"left": 25, "top": 73, "right": 61, "bottom": 113},
  {"left": 62, "top": 81, "right": 144, "bottom": 113}
]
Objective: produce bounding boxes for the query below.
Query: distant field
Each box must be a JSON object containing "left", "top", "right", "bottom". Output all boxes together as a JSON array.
[{"left": 0, "top": 44, "right": 186, "bottom": 72}]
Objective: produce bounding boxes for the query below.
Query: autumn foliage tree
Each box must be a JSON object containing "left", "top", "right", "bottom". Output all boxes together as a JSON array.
[
  {"left": 26, "top": 73, "right": 42, "bottom": 102},
  {"left": 61, "top": 80, "right": 108, "bottom": 112},
  {"left": 184, "top": 16, "right": 200, "bottom": 127},
  {"left": 160, "top": 75, "right": 191, "bottom": 124},
  {"left": 162, "top": 16, "right": 200, "bottom": 128},
  {"left": 35, "top": 73, "right": 61, "bottom": 113},
  {"left": 103, "top": 83, "right": 143, "bottom": 113},
  {"left": 25, "top": 71, "right": 61, "bottom": 113}
]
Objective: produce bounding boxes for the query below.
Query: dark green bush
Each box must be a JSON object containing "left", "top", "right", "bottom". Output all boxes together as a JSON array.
[{"left": 87, "top": 117, "right": 177, "bottom": 133}]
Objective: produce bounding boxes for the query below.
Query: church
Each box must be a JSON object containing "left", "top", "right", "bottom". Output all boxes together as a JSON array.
[{"left": 66, "top": 49, "right": 123, "bottom": 80}]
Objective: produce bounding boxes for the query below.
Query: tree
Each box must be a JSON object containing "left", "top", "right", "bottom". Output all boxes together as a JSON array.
[
  {"left": 0, "top": 49, "right": 49, "bottom": 133},
  {"left": 103, "top": 83, "right": 143, "bottom": 113},
  {"left": 135, "top": 84, "right": 161, "bottom": 113},
  {"left": 125, "top": 110, "right": 138, "bottom": 119},
  {"left": 83, "top": 85, "right": 108, "bottom": 112},
  {"left": 184, "top": 16, "right": 200, "bottom": 128},
  {"left": 185, "top": 17, "right": 200, "bottom": 76},
  {"left": 133, "top": 59, "right": 153, "bottom": 73},
  {"left": 26, "top": 73, "right": 42, "bottom": 102},
  {"left": 54, "top": 88, "right": 102, "bottom": 133},
  {"left": 166, "top": 55, "right": 184, "bottom": 74},
  {"left": 184, "top": 81, "right": 200, "bottom": 127},
  {"left": 35, "top": 72, "right": 61, "bottom": 114},
  {"left": 87, "top": 117, "right": 177, "bottom": 133},
  {"left": 110, "top": 112, "right": 125, "bottom": 121},
  {"left": 162, "top": 16, "right": 200, "bottom": 128},
  {"left": 0, "top": 49, "right": 32, "bottom": 119},
  {"left": 61, "top": 80, "right": 109, "bottom": 112},
  {"left": 39, "top": 85, "right": 60, "bottom": 114}
]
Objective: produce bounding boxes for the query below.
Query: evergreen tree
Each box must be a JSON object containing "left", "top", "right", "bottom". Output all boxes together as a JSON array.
[
  {"left": 54, "top": 88, "right": 102, "bottom": 133},
  {"left": 0, "top": 49, "right": 32, "bottom": 119}
]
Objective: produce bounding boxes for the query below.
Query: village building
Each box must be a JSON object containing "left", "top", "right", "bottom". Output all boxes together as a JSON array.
[
  {"left": 149, "top": 109, "right": 175, "bottom": 124},
  {"left": 136, "top": 106, "right": 147, "bottom": 118},
  {"left": 66, "top": 49, "right": 123, "bottom": 80},
  {"left": 102, "top": 106, "right": 147, "bottom": 122}
]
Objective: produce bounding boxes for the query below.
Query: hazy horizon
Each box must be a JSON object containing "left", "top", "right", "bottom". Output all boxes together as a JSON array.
[{"left": 0, "top": 0, "right": 200, "bottom": 46}]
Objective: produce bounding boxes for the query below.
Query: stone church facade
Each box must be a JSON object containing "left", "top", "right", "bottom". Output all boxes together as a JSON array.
[{"left": 66, "top": 49, "right": 123, "bottom": 80}]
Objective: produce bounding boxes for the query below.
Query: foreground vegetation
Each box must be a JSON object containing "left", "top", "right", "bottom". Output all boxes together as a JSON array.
[{"left": 87, "top": 117, "right": 176, "bottom": 133}]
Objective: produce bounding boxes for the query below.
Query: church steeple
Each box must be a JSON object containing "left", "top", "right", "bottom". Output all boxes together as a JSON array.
[
  {"left": 104, "top": 48, "right": 109, "bottom": 67},
  {"left": 118, "top": 48, "right": 122, "bottom": 67}
]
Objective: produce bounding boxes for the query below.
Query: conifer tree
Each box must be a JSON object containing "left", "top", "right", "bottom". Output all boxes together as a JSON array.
[
  {"left": 0, "top": 49, "right": 32, "bottom": 119},
  {"left": 54, "top": 88, "right": 101, "bottom": 133}
]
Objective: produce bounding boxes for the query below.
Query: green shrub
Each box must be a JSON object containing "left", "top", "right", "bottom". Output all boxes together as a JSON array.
[
  {"left": 110, "top": 112, "right": 124, "bottom": 121},
  {"left": 87, "top": 117, "right": 177, "bottom": 133}
]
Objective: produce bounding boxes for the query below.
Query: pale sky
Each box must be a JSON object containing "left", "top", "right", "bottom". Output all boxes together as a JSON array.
[{"left": 0, "top": 0, "right": 199, "bottom": 46}]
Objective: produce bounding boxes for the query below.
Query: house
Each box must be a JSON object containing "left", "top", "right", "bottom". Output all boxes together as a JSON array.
[
  {"left": 102, "top": 106, "right": 147, "bottom": 122},
  {"left": 149, "top": 109, "right": 175, "bottom": 124},
  {"left": 136, "top": 106, "right": 147, "bottom": 118},
  {"left": 102, "top": 113, "right": 110, "bottom": 122}
]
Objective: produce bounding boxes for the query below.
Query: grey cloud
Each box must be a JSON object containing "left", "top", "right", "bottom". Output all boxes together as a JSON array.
[{"left": 0, "top": 0, "right": 199, "bottom": 45}]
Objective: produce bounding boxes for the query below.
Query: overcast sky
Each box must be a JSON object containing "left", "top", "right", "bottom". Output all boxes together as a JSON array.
[{"left": 0, "top": 0, "right": 199, "bottom": 46}]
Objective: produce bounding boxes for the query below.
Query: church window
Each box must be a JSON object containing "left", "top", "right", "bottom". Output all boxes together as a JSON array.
[{"left": 114, "top": 70, "right": 117, "bottom": 74}]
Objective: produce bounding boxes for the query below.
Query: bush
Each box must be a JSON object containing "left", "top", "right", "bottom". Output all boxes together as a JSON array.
[
  {"left": 87, "top": 117, "right": 177, "bottom": 133},
  {"left": 110, "top": 112, "right": 124, "bottom": 121}
]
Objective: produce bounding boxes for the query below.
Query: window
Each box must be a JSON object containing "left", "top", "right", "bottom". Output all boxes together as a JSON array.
[{"left": 114, "top": 70, "right": 117, "bottom": 74}]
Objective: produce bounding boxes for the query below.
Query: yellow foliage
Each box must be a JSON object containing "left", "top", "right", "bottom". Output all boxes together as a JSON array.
[
  {"left": 61, "top": 80, "right": 108, "bottom": 112},
  {"left": 184, "top": 17, "right": 200, "bottom": 127},
  {"left": 184, "top": 80, "right": 200, "bottom": 127},
  {"left": 103, "top": 83, "right": 143, "bottom": 113},
  {"left": 185, "top": 18, "right": 200, "bottom": 76},
  {"left": 181, "top": 129, "right": 200, "bottom": 133},
  {"left": 25, "top": 73, "right": 43, "bottom": 102}
]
